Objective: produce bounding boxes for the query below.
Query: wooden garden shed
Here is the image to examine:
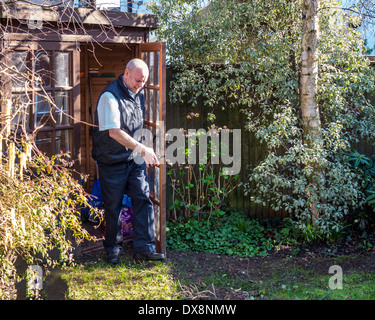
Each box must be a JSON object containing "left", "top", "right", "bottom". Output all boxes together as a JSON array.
[{"left": 0, "top": 3, "right": 167, "bottom": 254}]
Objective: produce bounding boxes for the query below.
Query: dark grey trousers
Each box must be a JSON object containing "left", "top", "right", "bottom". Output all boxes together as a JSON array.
[{"left": 98, "top": 160, "right": 156, "bottom": 256}]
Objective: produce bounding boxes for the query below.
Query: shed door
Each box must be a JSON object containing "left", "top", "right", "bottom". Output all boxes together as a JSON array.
[{"left": 139, "top": 42, "right": 167, "bottom": 255}]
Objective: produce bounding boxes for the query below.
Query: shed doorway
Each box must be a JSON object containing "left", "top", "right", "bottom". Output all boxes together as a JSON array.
[{"left": 80, "top": 42, "right": 167, "bottom": 255}]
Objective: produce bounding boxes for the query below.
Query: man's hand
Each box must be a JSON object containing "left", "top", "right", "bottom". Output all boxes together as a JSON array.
[
  {"left": 108, "top": 128, "right": 159, "bottom": 167},
  {"left": 138, "top": 145, "right": 160, "bottom": 168}
]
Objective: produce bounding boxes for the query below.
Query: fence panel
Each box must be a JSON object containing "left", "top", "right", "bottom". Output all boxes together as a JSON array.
[
  {"left": 165, "top": 68, "right": 278, "bottom": 218},
  {"left": 165, "top": 68, "right": 375, "bottom": 219}
]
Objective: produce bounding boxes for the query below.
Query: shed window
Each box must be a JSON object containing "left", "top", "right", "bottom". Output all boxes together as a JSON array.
[
  {"left": 7, "top": 44, "right": 78, "bottom": 159},
  {"left": 11, "top": 51, "right": 28, "bottom": 89},
  {"left": 33, "top": 49, "right": 74, "bottom": 157}
]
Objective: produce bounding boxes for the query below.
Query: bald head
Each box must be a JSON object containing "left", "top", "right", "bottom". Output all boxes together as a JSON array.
[
  {"left": 123, "top": 59, "right": 149, "bottom": 94},
  {"left": 125, "top": 58, "right": 149, "bottom": 74}
]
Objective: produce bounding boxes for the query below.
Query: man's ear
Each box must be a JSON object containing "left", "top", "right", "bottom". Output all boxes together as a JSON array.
[{"left": 123, "top": 69, "right": 129, "bottom": 78}]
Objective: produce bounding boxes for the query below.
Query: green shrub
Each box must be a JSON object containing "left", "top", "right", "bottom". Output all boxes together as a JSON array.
[
  {"left": 152, "top": 0, "right": 375, "bottom": 242},
  {"left": 0, "top": 134, "right": 96, "bottom": 298},
  {"left": 344, "top": 150, "right": 375, "bottom": 233},
  {"left": 345, "top": 150, "right": 375, "bottom": 210},
  {"left": 167, "top": 124, "right": 239, "bottom": 221},
  {"left": 166, "top": 210, "right": 277, "bottom": 257}
]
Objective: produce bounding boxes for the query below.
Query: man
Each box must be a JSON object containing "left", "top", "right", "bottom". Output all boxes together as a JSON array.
[{"left": 92, "top": 58, "right": 165, "bottom": 264}]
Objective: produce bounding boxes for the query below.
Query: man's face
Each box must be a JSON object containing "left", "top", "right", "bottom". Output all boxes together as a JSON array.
[{"left": 123, "top": 67, "right": 149, "bottom": 94}]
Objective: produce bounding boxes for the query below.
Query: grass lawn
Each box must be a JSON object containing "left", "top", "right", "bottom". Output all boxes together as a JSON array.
[
  {"left": 57, "top": 249, "right": 375, "bottom": 300},
  {"left": 61, "top": 258, "right": 181, "bottom": 300}
]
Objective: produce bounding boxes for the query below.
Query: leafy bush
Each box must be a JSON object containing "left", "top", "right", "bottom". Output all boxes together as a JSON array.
[
  {"left": 0, "top": 130, "right": 96, "bottom": 298},
  {"left": 344, "top": 150, "right": 375, "bottom": 232},
  {"left": 345, "top": 150, "right": 375, "bottom": 210},
  {"left": 166, "top": 210, "right": 277, "bottom": 257},
  {"left": 152, "top": 0, "right": 375, "bottom": 241},
  {"left": 167, "top": 124, "right": 239, "bottom": 220}
]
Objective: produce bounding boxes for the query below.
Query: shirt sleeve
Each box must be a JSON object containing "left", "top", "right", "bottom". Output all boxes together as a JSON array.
[{"left": 97, "top": 92, "right": 121, "bottom": 131}]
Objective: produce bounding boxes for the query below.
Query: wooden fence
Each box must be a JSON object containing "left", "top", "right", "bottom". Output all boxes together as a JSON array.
[
  {"left": 165, "top": 68, "right": 277, "bottom": 218},
  {"left": 165, "top": 67, "right": 375, "bottom": 219}
]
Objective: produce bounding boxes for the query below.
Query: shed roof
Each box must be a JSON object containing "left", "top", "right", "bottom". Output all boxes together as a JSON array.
[{"left": 0, "top": 3, "right": 158, "bottom": 29}]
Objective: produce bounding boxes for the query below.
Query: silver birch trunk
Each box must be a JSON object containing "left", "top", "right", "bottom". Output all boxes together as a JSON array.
[{"left": 300, "top": 0, "right": 322, "bottom": 222}]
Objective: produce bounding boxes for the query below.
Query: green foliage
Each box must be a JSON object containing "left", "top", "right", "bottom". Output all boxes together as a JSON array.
[
  {"left": 344, "top": 150, "right": 375, "bottom": 232},
  {"left": 345, "top": 150, "right": 375, "bottom": 205},
  {"left": 151, "top": 0, "right": 375, "bottom": 240},
  {"left": 167, "top": 124, "right": 239, "bottom": 220},
  {"left": 0, "top": 134, "right": 96, "bottom": 298},
  {"left": 166, "top": 210, "right": 289, "bottom": 257}
]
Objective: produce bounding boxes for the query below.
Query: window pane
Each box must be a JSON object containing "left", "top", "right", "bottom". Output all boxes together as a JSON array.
[
  {"left": 35, "top": 92, "right": 52, "bottom": 127},
  {"left": 154, "top": 204, "right": 160, "bottom": 241},
  {"left": 55, "top": 130, "right": 71, "bottom": 154},
  {"left": 35, "top": 130, "right": 72, "bottom": 157},
  {"left": 142, "top": 52, "right": 148, "bottom": 64},
  {"left": 54, "top": 91, "right": 70, "bottom": 126},
  {"left": 148, "top": 88, "right": 154, "bottom": 122},
  {"left": 12, "top": 94, "right": 30, "bottom": 129},
  {"left": 154, "top": 165, "right": 160, "bottom": 199},
  {"left": 155, "top": 89, "right": 159, "bottom": 122},
  {"left": 11, "top": 52, "right": 28, "bottom": 89},
  {"left": 154, "top": 51, "right": 159, "bottom": 86},
  {"left": 148, "top": 52, "right": 154, "bottom": 86},
  {"left": 54, "top": 52, "right": 70, "bottom": 87},
  {"left": 35, "top": 51, "right": 52, "bottom": 87},
  {"left": 148, "top": 165, "right": 155, "bottom": 194},
  {"left": 35, "top": 131, "right": 52, "bottom": 156}
]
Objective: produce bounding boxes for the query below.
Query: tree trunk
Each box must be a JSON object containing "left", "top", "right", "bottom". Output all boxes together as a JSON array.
[{"left": 300, "top": 0, "right": 322, "bottom": 223}]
